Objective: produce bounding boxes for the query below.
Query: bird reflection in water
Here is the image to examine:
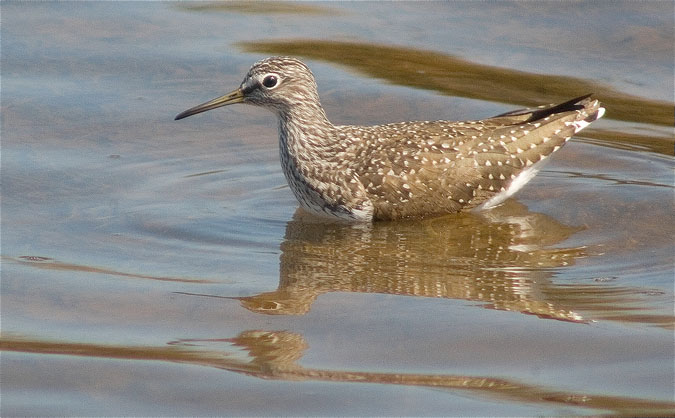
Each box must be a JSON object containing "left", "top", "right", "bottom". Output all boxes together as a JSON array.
[
  {"left": 4, "top": 330, "right": 673, "bottom": 414},
  {"left": 231, "top": 200, "right": 588, "bottom": 322}
]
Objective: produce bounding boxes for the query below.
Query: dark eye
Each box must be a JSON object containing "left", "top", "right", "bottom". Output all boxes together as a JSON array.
[{"left": 262, "top": 75, "right": 278, "bottom": 88}]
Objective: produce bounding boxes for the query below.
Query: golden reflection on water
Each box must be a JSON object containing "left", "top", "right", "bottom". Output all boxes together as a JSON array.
[
  {"left": 171, "top": 200, "right": 672, "bottom": 328},
  {"left": 2, "top": 331, "right": 674, "bottom": 415},
  {"left": 234, "top": 201, "right": 586, "bottom": 322},
  {"left": 176, "top": 1, "right": 338, "bottom": 16},
  {"left": 14, "top": 199, "right": 669, "bottom": 328},
  {"left": 588, "top": 129, "right": 675, "bottom": 156},
  {"left": 7, "top": 256, "right": 216, "bottom": 284},
  {"left": 239, "top": 39, "right": 674, "bottom": 128}
]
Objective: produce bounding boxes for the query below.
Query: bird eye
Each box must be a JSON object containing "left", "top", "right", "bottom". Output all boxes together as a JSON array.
[{"left": 262, "top": 75, "right": 278, "bottom": 89}]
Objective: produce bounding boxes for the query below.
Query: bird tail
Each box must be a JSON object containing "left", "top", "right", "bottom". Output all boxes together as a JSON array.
[{"left": 494, "top": 94, "right": 605, "bottom": 133}]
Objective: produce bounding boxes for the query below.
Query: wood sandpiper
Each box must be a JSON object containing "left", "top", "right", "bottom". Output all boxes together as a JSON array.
[{"left": 175, "top": 56, "right": 605, "bottom": 221}]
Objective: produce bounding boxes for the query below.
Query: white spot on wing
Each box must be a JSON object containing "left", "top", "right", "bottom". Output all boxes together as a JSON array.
[{"left": 478, "top": 159, "right": 549, "bottom": 210}]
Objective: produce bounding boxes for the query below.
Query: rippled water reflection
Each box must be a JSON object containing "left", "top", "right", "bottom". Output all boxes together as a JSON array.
[{"left": 2, "top": 1, "right": 673, "bottom": 416}]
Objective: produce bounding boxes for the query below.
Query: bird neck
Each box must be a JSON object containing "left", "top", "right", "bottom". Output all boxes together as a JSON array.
[{"left": 277, "top": 102, "right": 339, "bottom": 163}]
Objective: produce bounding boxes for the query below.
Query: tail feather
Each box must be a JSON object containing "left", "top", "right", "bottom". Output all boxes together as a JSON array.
[
  {"left": 476, "top": 95, "right": 604, "bottom": 210},
  {"left": 493, "top": 94, "right": 603, "bottom": 125}
]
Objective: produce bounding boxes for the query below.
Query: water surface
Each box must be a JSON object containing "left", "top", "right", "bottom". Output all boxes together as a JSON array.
[{"left": 2, "top": 1, "right": 674, "bottom": 416}]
